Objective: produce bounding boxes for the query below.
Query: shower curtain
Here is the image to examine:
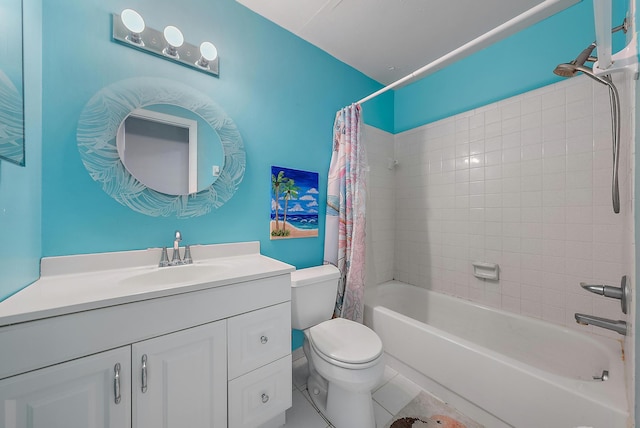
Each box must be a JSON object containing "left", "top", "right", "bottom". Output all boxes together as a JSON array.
[{"left": 323, "top": 104, "right": 368, "bottom": 323}]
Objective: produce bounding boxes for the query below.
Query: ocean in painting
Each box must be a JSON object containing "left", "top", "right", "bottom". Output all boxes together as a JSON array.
[{"left": 270, "top": 214, "right": 318, "bottom": 230}]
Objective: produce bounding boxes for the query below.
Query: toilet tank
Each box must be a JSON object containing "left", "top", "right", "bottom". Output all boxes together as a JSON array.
[{"left": 290, "top": 265, "right": 340, "bottom": 330}]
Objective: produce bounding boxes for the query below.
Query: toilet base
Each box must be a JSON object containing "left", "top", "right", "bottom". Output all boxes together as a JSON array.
[
  {"left": 303, "top": 339, "right": 379, "bottom": 428},
  {"left": 307, "top": 372, "right": 377, "bottom": 428},
  {"left": 328, "top": 380, "right": 377, "bottom": 428},
  {"left": 307, "top": 373, "right": 328, "bottom": 413}
]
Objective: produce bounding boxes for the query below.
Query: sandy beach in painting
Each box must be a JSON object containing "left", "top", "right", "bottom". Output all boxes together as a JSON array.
[{"left": 270, "top": 220, "right": 318, "bottom": 239}]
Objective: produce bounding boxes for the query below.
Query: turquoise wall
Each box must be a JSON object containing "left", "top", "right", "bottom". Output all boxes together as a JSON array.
[
  {"left": 395, "top": 0, "right": 629, "bottom": 133},
  {"left": 0, "top": 0, "right": 42, "bottom": 300},
  {"left": 39, "top": 0, "right": 391, "bottom": 271}
]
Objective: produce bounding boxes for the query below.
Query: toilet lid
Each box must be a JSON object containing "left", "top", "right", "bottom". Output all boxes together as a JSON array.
[{"left": 309, "top": 318, "right": 383, "bottom": 364}]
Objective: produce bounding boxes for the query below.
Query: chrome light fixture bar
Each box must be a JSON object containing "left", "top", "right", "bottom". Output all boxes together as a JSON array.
[{"left": 112, "top": 9, "right": 219, "bottom": 77}]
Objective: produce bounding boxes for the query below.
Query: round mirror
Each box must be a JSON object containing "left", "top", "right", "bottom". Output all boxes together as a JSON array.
[
  {"left": 116, "top": 104, "right": 224, "bottom": 195},
  {"left": 77, "top": 77, "right": 245, "bottom": 218}
]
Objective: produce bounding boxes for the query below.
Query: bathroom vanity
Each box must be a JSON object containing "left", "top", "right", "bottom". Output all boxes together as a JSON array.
[{"left": 0, "top": 242, "right": 294, "bottom": 428}]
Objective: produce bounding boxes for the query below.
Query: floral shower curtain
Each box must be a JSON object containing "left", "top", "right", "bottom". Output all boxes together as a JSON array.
[{"left": 323, "top": 104, "right": 368, "bottom": 323}]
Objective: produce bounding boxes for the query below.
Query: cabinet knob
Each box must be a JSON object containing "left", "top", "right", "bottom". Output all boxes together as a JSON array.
[
  {"left": 260, "top": 335, "right": 268, "bottom": 344},
  {"left": 261, "top": 393, "right": 270, "bottom": 404}
]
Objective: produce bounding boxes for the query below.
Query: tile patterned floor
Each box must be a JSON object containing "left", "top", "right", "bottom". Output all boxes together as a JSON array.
[{"left": 285, "top": 352, "right": 468, "bottom": 428}]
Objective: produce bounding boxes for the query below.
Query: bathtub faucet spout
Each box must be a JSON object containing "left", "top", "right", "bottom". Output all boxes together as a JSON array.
[{"left": 574, "top": 313, "right": 627, "bottom": 335}]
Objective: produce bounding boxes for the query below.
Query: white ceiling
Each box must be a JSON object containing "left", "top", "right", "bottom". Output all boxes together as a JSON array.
[{"left": 235, "top": 0, "right": 579, "bottom": 86}]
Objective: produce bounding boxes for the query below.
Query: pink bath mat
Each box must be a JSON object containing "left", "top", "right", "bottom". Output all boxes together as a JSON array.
[{"left": 386, "top": 391, "right": 484, "bottom": 428}]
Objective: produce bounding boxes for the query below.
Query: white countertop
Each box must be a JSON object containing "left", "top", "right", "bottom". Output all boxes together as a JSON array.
[{"left": 0, "top": 242, "right": 294, "bottom": 326}]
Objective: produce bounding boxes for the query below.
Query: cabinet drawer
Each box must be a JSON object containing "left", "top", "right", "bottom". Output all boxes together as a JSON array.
[
  {"left": 228, "top": 355, "right": 292, "bottom": 428},
  {"left": 228, "top": 302, "right": 291, "bottom": 379}
]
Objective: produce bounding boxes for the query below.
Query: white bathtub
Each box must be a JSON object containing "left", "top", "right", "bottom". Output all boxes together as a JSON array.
[{"left": 363, "top": 281, "right": 629, "bottom": 428}]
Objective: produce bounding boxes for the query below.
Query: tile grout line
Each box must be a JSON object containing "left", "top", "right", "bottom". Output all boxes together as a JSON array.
[{"left": 300, "top": 386, "right": 334, "bottom": 428}]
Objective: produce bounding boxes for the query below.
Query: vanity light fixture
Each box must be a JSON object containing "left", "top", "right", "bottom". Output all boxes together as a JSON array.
[
  {"left": 196, "top": 42, "right": 218, "bottom": 70},
  {"left": 112, "top": 9, "right": 219, "bottom": 77},
  {"left": 121, "top": 9, "right": 145, "bottom": 45},
  {"left": 163, "top": 26, "right": 184, "bottom": 58}
]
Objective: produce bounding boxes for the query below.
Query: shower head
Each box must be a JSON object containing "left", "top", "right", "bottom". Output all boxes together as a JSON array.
[
  {"left": 553, "top": 44, "right": 614, "bottom": 87},
  {"left": 553, "top": 62, "right": 580, "bottom": 78},
  {"left": 553, "top": 63, "right": 612, "bottom": 87},
  {"left": 553, "top": 42, "right": 597, "bottom": 78}
]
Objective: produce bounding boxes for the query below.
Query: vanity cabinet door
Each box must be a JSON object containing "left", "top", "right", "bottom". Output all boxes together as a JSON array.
[
  {"left": 132, "top": 320, "right": 227, "bottom": 428},
  {"left": 0, "top": 346, "right": 131, "bottom": 428}
]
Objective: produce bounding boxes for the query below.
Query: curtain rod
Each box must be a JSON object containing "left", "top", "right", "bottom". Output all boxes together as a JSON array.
[{"left": 355, "top": 0, "right": 573, "bottom": 105}]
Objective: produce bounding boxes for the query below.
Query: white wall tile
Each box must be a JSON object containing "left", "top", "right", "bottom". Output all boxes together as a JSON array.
[
  {"left": 543, "top": 140, "right": 566, "bottom": 157},
  {"left": 543, "top": 123, "right": 565, "bottom": 142},
  {"left": 521, "top": 95, "right": 541, "bottom": 115},
  {"left": 542, "top": 304, "right": 565, "bottom": 325},
  {"left": 544, "top": 156, "right": 566, "bottom": 174},
  {"left": 382, "top": 74, "right": 634, "bottom": 341},
  {"left": 541, "top": 88, "right": 565, "bottom": 109},
  {"left": 521, "top": 159, "right": 543, "bottom": 176}
]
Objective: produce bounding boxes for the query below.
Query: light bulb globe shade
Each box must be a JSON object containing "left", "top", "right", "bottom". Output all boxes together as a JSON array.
[
  {"left": 199, "top": 42, "right": 218, "bottom": 61},
  {"left": 164, "top": 26, "right": 184, "bottom": 48},
  {"left": 121, "top": 9, "right": 145, "bottom": 34}
]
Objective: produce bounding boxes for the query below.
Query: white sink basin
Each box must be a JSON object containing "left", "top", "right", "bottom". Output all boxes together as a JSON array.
[{"left": 120, "top": 263, "right": 234, "bottom": 288}]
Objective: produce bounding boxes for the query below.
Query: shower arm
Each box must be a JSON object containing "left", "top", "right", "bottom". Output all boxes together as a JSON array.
[
  {"left": 611, "top": 21, "right": 629, "bottom": 35},
  {"left": 572, "top": 20, "right": 628, "bottom": 70}
]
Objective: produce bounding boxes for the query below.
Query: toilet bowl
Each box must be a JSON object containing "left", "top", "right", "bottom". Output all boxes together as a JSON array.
[
  {"left": 291, "top": 266, "right": 385, "bottom": 428},
  {"left": 304, "top": 318, "right": 384, "bottom": 428}
]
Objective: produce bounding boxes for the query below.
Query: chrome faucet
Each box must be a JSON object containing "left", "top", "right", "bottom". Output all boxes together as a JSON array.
[
  {"left": 171, "top": 230, "right": 183, "bottom": 265},
  {"left": 158, "top": 231, "right": 193, "bottom": 267},
  {"left": 158, "top": 230, "right": 193, "bottom": 267},
  {"left": 575, "top": 313, "right": 627, "bottom": 335}
]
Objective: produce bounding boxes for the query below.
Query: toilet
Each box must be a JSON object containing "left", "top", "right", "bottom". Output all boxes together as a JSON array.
[{"left": 291, "top": 265, "right": 384, "bottom": 428}]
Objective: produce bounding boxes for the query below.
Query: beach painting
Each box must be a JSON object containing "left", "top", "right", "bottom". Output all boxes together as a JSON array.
[{"left": 271, "top": 166, "right": 319, "bottom": 239}]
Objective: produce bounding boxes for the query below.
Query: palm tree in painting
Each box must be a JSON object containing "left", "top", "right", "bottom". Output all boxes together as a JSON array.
[
  {"left": 271, "top": 170, "right": 286, "bottom": 230},
  {"left": 281, "top": 179, "right": 299, "bottom": 233}
]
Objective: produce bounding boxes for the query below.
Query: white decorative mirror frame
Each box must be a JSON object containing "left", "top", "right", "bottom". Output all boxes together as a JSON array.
[
  {"left": 0, "top": 0, "right": 25, "bottom": 166},
  {"left": 77, "top": 77, "right": 245, "bottom": 218}
]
